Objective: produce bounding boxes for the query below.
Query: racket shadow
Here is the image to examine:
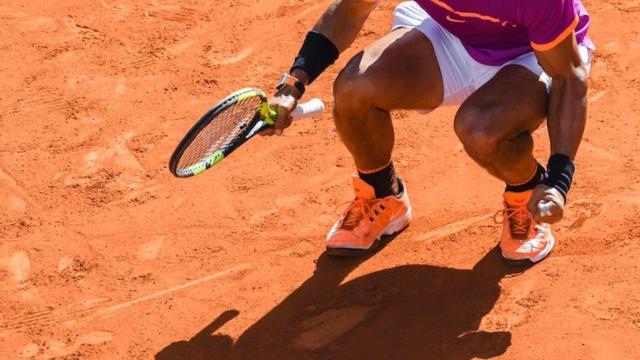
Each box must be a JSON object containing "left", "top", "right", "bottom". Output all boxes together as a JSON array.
[{"left": 156, "top": 242, "right": 528, "bottom": 360}]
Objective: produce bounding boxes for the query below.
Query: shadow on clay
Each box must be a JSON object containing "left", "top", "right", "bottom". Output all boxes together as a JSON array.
[{"left": 156, "top": 231, "right": 528, "bottom": 360}]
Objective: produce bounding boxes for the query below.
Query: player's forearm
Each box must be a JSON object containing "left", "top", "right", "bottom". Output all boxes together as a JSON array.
[
  {"left": 289, "top": 0, "right": 379, "bottom": 86},
  {"left": 281, "top": 0, "right": 378, "bottom": 97},
  {"left": 313, "top": 0, "right": 379, "bottom": 53},
  {"left": 547, "top": 67, "right": 589, "bottom": 159}
]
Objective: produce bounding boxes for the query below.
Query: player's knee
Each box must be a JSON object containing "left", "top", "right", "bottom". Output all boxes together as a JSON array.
[
  {"left": 333, "top": 57, "right": 374, "bottom": 112},
  {"left": 454, "top": 106, "right": 502, "bottom": 161}
]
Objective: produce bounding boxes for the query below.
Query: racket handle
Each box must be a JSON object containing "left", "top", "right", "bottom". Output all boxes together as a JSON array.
[{"left": 291, "top": 98, "right": 325, "bottom": 121}]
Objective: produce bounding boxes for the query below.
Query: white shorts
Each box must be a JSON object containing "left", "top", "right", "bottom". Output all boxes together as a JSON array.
[{"left": 392, "top": 1, "right": 592, "bottom": 106}]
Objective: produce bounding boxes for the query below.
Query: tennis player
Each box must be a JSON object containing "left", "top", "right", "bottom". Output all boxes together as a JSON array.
[{"left": 267, "top": 0, "right": 593, "bottom": 263}]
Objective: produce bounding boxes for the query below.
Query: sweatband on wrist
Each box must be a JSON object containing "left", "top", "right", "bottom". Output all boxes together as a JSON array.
[
  {"left": 541, "top": 154, "right": 575, "bottom": 201},
  {"left": 290, "top": 31, "right": 339, "bottom": 84}
]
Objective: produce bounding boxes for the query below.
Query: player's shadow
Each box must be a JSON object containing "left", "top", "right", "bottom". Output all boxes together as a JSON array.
[{"left": 156, "top": 241, "right": 527, "bottom": 360}]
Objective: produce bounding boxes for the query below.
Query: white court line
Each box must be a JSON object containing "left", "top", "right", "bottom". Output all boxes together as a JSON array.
[
  {"left": 35, "top": 212, "right": 492, "bottom": 326},
  {"left": 88, "top": 214, "right": 492, "bottom": 319},
  {"left": 215, "top": 1, "right": 330, "bottom": 65},
  {"left": 212, "top": 45, "right": 256, "bottom": 65},
  {"left": 413, "top": 213, "right": 493, "bottom": 242},
  {"left": 589, "top": 90, "right": 607, "bottom": 103},
  {"left": 84, "top": 263, "right": 253, "bottom": 321}
]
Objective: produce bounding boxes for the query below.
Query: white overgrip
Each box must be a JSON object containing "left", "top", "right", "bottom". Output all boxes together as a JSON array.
[{"left": 291, "top": 98, "right": 325, "bottom": 121}]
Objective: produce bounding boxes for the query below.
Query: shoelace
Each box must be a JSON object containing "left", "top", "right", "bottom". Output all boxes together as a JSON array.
[
  {"left": 336, "top": 197, "right": 372, "bottom": 228},
  {"left": 494, "top": 204, "right": 530, "bottom": 238}
]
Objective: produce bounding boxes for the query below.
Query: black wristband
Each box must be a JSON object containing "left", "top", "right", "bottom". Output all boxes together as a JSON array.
[
  {"left": 290, "top": 31, "right": 339, "bottom": 85},
  {"left": 541, "top": 154, "right": 575, "bottom": 201}
]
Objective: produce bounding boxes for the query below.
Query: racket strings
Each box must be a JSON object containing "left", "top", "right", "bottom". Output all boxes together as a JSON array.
[{"left": 177, "top": 96, "right": 262, "bottom": 170}]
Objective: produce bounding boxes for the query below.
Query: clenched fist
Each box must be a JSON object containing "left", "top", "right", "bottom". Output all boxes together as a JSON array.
[{"left": 527, "top": 184, "right": 565, "bottom": 224}]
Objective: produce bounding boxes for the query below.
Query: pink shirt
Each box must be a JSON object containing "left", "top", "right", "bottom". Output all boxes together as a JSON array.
[{"left": 414, "top": 0, "right": 593, "bottom": 66}]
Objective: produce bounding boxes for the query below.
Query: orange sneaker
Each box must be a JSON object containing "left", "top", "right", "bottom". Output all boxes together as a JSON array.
[
  {"left": 497, "top": 190, "right": 555, "bottom": 264},
  {"left": 326, "top": 176, "right": 412, "bottom": 257}
]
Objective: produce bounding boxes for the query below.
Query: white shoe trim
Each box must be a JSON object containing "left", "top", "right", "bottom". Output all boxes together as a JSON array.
[
  {"left": 326, "top": 206, "right": 413, "bottom": 250},
  {"left": 501, "top": 227, "right": 556, "bottom": 263},
  {"left": 529, "top": 230, "right": 555, "bottom": 263}
]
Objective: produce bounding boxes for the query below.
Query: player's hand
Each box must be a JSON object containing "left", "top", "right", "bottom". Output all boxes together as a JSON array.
[
  {"left": 528, "top": 184, "right": 565, "bottom": 224},
  {"left": 260, "top": 85, "right": 300, "bottom": 136}
]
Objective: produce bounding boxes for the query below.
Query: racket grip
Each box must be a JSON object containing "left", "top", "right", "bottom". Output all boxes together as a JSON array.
[{"left": 291, "top": 98, "right": 325, "bottom": 121}]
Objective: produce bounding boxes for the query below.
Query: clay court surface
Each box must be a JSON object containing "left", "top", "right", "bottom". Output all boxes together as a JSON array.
[{"left": 1, "top": 0, "right": 640, "bottom": 358}]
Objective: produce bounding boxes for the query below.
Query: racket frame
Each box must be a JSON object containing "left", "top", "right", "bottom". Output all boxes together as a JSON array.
[{"left": 169, "top": 87, "right": 273, "bottom": 178}]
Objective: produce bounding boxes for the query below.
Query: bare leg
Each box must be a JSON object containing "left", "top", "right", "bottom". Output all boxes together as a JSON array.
[
  {"left": 454, "top": 65, "right": 548, "bottom": 185},
  {"left": 333, "top": 28, "right": 444, "bottom": 171}
]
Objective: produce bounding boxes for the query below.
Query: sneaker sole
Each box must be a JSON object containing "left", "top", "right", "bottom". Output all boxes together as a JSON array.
[
  {"left": 501, "top": 231, "right": 556, "bottom": 266},
  {"left": 326, "top": 207, "right": 413, "bottom": 258}
]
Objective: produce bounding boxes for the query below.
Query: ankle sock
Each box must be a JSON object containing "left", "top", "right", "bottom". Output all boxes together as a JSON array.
[
  {"left": 358, "top": 162, "right": 400, "bottom": 198},
  {"left": 505, "top": 163, "right": 546, "bottom": 193}
]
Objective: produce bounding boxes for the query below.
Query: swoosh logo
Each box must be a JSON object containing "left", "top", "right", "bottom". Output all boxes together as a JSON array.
[
  {"left": 446, "top": 15, "right": 466, "bottom": 23},
  {"left": 432, "top": 0, "right": 515, "bottom": 27}
]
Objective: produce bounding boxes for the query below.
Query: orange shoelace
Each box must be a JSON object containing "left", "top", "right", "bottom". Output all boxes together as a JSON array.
[
  {"left": 337, "top": 197, "right": 391, "bottom": 229},
  {"left": 494, "top": 204, "right": 530, "bottom": 238},
  {"left": 337, "top": 198, "right": 372, "bottom": 228}
]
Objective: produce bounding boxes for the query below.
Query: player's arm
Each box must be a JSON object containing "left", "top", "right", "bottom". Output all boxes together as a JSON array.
[
  {"left": 264, "top": 0, "right": 380, "bottom": 136},
  {"left": 290, "top": 0, "right": 381, "bottom": 85},
  {"left": 536, "top": 34, "right": 588, "bottom": 161},
  {"left": 529, "top": 33, "right": 589, "bottom": 222}
]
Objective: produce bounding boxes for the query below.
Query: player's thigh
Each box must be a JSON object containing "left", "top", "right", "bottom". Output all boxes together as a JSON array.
[
  {"left": 334, "top": 28, "right": 444, "bottom": 111},
  {"left": 455, "top": 65, "right": 548, "bottom": 141}
]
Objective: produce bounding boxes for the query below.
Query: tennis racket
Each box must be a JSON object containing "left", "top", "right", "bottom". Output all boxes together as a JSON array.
[{"left": 169, "top": 87, "right": 325, "bottom": 178}]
